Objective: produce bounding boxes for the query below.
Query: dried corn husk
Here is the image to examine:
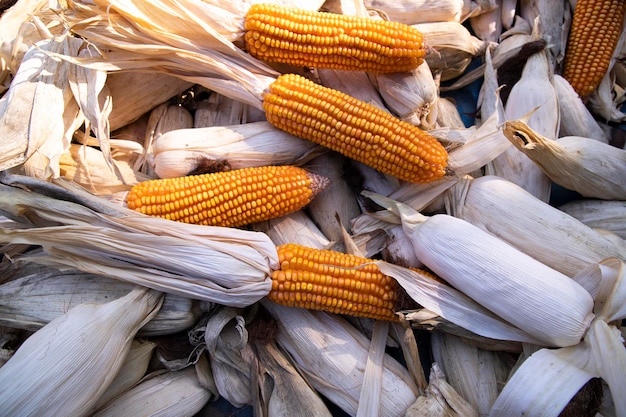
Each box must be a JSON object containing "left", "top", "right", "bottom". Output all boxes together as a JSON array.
[
  {"left": 263, "top": 303, "right": 419, "bottom": 417},
  {"left": 151, "top": 121, "right": 324, "bottom": 178},
  {"left": 317, "top": 69, "right": 387, "bottom": 110},
  {"left": 436, "top": 97, "right": 466, "bottom": 129},
  {"left": 374, "top": 61, "right": 438, "bottom": 128},
  {"left": 106, "top": 71, "right": 193, "bottom": 131},
  {"left": 0, "top": 174, "right": 277, "bottom": 307},
  {"left": 93, "top": 366, "right": 212, "bottom": 417},
  {"left": 553, "top": 74, "right": 610, "bottom": 143},
  {"left": 519, "top": 0, "right": 570, "bottom": 65},
  {"left": 253, "top": 210, "right": 332, "bottom": 250},
  {"left": 487, "top": 20, "right": 557, "bottom": 202},
  {"left": 500, "top": 0, "right": 516, "bottom": 29},
  {"left": 404, "top": 363, "right": 478, "bottom": 417},
  {"left": 502, "top": 120, "right": 626, "bottom": 200},
  {"left": 414, "top": 21, "right": 489, "bottom": 81},
  {"left": 469, "top": 3, "right": 501, "bottom": 42},
  {"left": 0, "top": 263, "right": 201, "bottom": 336},
  {"left": 91, "top": 339, "right": 156, "bottom": 412},
  {"left": 253, "top": 329, "right": 333, "bottom": 417},
  {"left": 305, "top": 153, "right": 362, "bottom": 244},
  {"left": 194, "top": 91, "right": 266, "bottom": 128},
  {"left": 446, "top": 175, "right": 626, "bottom": 278},
  {"left": 363, "top": 0, "right": 493, "bottom": 24},
  {"left": 0, "top": 286, "right": 163, "bottom": 416},
  {"left": 59, "top": 144, "right": 147, "bottom": 194},
  {"left": 364, "top": 192, "right": 595, "bottom": 347},
  {"left": 431, "top": 332, "right": 512, "bottom": 416},
  {"left": 0, "top": 37, "right": 82, "bottom": 174},
  {"left": 558, "top": 199, "right": 626, "bottom": 240},
  {"left": 490, "top": 258, "right": 626, "bottom": 417}
]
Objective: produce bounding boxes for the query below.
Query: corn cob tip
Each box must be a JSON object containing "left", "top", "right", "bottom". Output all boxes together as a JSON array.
[{"left": 307, "top": 171, "right": 330, "bottom": 198}]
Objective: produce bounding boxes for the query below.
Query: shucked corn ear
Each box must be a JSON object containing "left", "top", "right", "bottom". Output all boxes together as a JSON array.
[
  {"left": 264, "top": 74, "right": 448, "bottom": 183},
  {"left": 243, "top": 3, "right": 426, "bottom": 73},
  {"left": 562, "top": 0, "right": 626, "bottom": 98},
  {"left": 269, "top": 243, "right": 403, "bottom": 321},
  {"left": 126, "top": 165, "right": 328, "bottom": 227}
]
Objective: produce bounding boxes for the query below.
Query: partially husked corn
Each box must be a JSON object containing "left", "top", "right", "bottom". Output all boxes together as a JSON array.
[
  {"left": 244, "top": 3, "right": 426, "bottom": 73},
  {"left": 264, "top": 74, "right": 448, "bottom": 183},
  {"left": 562, "top": 0, "right": 626, "bottom": 98},
  {"left": 269, "top": 243, "right": 400, "bottom": 321},
  {"left": 126, "top": 165, "right": 328, "bottom": 227}
]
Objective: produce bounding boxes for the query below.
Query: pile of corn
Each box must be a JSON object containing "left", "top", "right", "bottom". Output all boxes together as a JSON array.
[{"left": 0, "top": 0, "right": 625, "bottom": 416}]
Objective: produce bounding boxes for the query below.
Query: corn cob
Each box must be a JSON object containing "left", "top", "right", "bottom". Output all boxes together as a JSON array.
[
  {"left": 264, "top": 74, "right": 448, "bottom": 183},
  {"left": 126, "top": 165, "right": 328, "bottom": 227},
  {"left": 243, "top": 3, "right": 426, "bottom": 73},
  {"left": 562, "top": 0, "right": 626, "bottom": 98},
  {"left": 269, "top": 243, "right": 406, "bottom": 321}
]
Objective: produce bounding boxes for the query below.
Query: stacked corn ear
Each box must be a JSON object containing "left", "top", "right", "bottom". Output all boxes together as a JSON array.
[
  {"left": 263, "top": 303, "right": 419, "bottom": 417},
  {"left": 502, "top": 119, "right": 626, "bottom": 200},
  {"left": 0, "top": 287, "right": 163, "bottom": 416},
  {"left": 487, "top": 19, "right": 557, "bottom": 203},
  {"left": 558, "top": 199, "right": 626, "bottom": 240},
  {"left": 92, "top": 366, "right": 212, "bottom": 417},
  {"left": 446, "top": 175, "right": 626, "bottom": 278},
  {"left": 0, "top": 262, "right": 201, "bottom": 336},
  {"left": 0, "top": 175, "right": 278, "bottom": 307},
  {"left": 431, "top": 332, "right": 514, "bottom": 416},
  {"left": 413, "top": 21, "right": 490, "bottom": 81},
  {"left": 90, "top": 339, "right": 156, "bottom": 412},
  {"left": 151, "top": 121, "right": 324, "bottom": 179}
]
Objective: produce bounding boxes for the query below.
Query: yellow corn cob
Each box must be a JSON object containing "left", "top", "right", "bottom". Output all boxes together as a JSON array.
[
  {"left": 562, "top": 0, "right": 626, "bottom": 98},
  {"left": 269, "top": 243, "right": 403, "bottom": 321},
  {"left": 264, "top": 74, "right": 448, "bottom": 183},
  {"left": 126, "top": 166, "right": 328, "bottom": 227},
  {"left": 243, "top": 3, "right": 426, "bottom": 73}
]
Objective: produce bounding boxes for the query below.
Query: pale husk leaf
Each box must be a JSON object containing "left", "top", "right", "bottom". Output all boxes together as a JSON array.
[
  {"left": 93, "top": 366, "right": 211, "bottom": 417},
  {"left": 252, "top": 210, "right": 331, "bottom": 250},
  {"left": 151, "top": 122, "right": 324, "bottom": 178},
  {"left": 0, "top": 176, "right": 277, "bottom": 307},
  {"left": 558, "top": 199, "right": 626, "bottom": 240},
  {"left": 0, "top": 262, "right": 200, "bottom": 336},
  {"left": 450, "top": 175, "right": 626, "bottom": 277},
  {"left": 356, "top": 320, "right": 389, "bottom": 417},
  {"left": 469, "top": 5, "right": 501, "bottom": 43},
  {"left": 263, "top": 302, "right": 419, "bottom": 417},
  {"left": 502, "top": 120, "right": 626, "bottom": 200},
  {"left": 0, "top": 286, "right": 163, "bottom": 417}
]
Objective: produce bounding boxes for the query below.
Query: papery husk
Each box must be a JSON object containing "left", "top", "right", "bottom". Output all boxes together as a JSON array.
[
  {"left": 363, "top": 0, "right": 493, "bottom": 24},
  {"left": 519, "top": 0, "right": 570, "bottom": 65},
  {"left": 317, "top": 69, "right": 387, "bottom": 110},
  {"left": 151, "top": 121, "right": 324, "bottom": 178},
  {"left": 252, "top": 210, "right": 332, "bottom": 250},
  {"left": 253, "top": 334, "right": 333, "bottom": 417},
  {"left": 305, "top": 153, "right": 362, "bottom": 244},
  {"left": 194, "top": 91, "right": 266, "bottom": 128},
  {"left": 476, "top": 47, "right": 498, "bottom": 126},
  {"left": 200, "top": 307, "right": 256, "bottom": 408},
  {"left": 364, "top": 192, "right": 595, "bottom": 348},
  {"left": 0, "top": 174, "right": 277, "bottom": 307},
  {"left": 414, "top": 21, "right": 489, "bottom": 81},
  {"left": 0, "top": 262, "right": 201, "bottom": 336},
  {"left": 587, "top": 67, "right": 626, "bottom": 123},
  {"left": 59, "top": 143, "right": 148, "bottom": 194},
  {"left": 91, "top": 339, "right": 156, "bottom": 412},
  {"left": 431, "top": 332, "right": 514, "bottom": 416},
  {"left": 490, "top": 258, "right": 626, "bottom": 417},
  {"left": 446, "top": 175, "right": 626, "bottom": 278},
  {"left": 553, "top": 74, "right": 610, "bottom": 143},
  {"left": 93, "top": 366, "right": 211, "bottom": 417},
  {"left": 0, "top": 286, "right": 163, "bottom": 417},
  {"left": 263, "top": 303, "right": 419, "bottom": 417},
  {"left": 469, "top": 4, "right": 501, "bottom": 42},
  {"left": 502, "top": 120, "right": 626, "bottom": 200},
  {"left": 0, "top": 36, "right": 82, "bottom": 174},
  {"left": 436, "top": 97, "right": 466, "bottom": 129},
  {"left": 558, "top": 199, "right": 626, "bottom": 240},
  {"left": 106, "top": 71, "right": 193, "bottom": 131},
  {"left": 374, "top": 61, "right": 438, "bottom": 128},
  {"left": 487, "top": 19, "right": 557, "bottom": 202},
  {"left": 500, "top": 0, "right": 516, "bottom": 29},
  {"left": 404, "top": 362, "right": 478, "bottom": 417}
]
